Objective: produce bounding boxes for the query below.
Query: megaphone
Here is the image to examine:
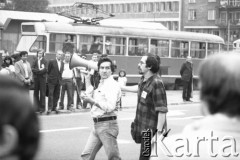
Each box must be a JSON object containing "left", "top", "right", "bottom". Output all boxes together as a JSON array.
[{"left": 70, "top": 53, "right": 98, "bottom": 71}]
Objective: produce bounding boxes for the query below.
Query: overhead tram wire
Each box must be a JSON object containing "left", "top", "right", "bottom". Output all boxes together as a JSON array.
[{"left": 57, "top": 2, "right": 115, "bottom": 25}]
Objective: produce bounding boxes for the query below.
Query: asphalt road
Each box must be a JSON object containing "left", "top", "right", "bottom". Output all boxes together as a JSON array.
[{"left": 35, "top": 103, "right": 203, "bottom": 160}]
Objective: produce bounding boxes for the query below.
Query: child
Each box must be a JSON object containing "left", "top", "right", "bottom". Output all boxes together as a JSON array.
[{"left": 118, "top": 69, "right": 127, "bottom": 109}]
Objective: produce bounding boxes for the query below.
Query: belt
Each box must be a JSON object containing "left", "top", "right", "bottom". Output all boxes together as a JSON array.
[{"left": 93, "top": 116, "right": 117, "bottom": 123}]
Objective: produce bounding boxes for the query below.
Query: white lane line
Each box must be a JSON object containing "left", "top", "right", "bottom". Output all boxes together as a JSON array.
[
  {"left": 40, "top": 127, "right": 89, "bottom": 133},
  {"left": 117, "top": 139, "right": 133, "bottom": 144},
  {"left": 168, "top": 116, "right": 203, "bottom": 120},
  {"left": 119, "top": 116, "right": 203, "bottom": 121}
]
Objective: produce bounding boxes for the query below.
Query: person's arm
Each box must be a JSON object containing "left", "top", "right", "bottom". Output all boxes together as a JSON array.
[
  {"left": 121, "top": 85, "right": 138, "bottom": 93},
  {"left": 31, "top": 60, "right": 39, "bottom": 74},
  {"left": 157, "top": 112, "right": 166, "bottom": 132}
]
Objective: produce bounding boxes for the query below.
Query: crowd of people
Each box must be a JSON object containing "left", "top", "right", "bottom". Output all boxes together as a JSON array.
[{"left": 1, "top": 48, "right": 240, "bottom": 160}]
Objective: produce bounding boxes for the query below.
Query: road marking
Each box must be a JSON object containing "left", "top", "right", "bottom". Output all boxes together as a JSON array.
[
  {"left": 117, "top": 139, "right": 133, "bottom": 144},
  {"left": 167, "top": 110, "right": 186, "bottom": 117},
  {"left": 168, "top": 116, "right": 203, "bottom": 120},
  {"left": 40, "top": 127, "right": 89, "bottom": 133}
]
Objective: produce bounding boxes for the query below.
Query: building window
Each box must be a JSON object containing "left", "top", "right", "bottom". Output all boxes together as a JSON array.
[
  {"left": 189, "top": 0, "right": 196, "bottom": 3},
  {"left": 138, "top": 3, "right": 142, "bottom": 12},
  {"left": 160, "top": 2, "right": 166, "bottom": 11},
  {"left": 188, "top": 9, "right": 197, "bottom": 20},
  {"left": 208, "top": 0, "right": 216, "bottom": 2},
  {"left": 208, "top": 10, "right": 216, "bottom": 20}
]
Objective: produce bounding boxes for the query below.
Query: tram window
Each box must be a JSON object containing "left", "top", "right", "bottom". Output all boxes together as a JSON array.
[
  {"left": 171, "top": 40, "right": 188, "bottom": 58},
  {"left": 105, "top": 36, "right": 126, "bottom": 55},
  {"left": 30, "top": 36, "right": 47, "bottom": 52},
  {"left": 150, "top": 39, "right": 169, "bottom": 57},
  {"left": 208, "top": 43, "right": 219, "bottom": 56},
  {"left": 49, "top": 34, "right": 76, "bottom": 53},
  {"left": 79, "top": 35, "right": 103, "bottom": 54},
  {"left": 89, "top": 36, "right": 103, "bottom": 54},
  {"left": 190, "top": 42, "right": 206, "bottom": 59},
  {"left": 128, "top": 38, "right": 148, "bottom": 56}
]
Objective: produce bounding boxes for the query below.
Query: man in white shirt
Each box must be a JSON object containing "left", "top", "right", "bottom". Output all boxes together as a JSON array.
[
  {"left": 81, "top": 57, "right": 122, "bottom": 160},
  {"left": 59, "top": 52, "right": 74, "bottom": 111}
]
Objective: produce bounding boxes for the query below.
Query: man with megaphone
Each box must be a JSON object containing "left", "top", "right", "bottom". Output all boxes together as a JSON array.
[{"left": 80, "top": 57, "right": 122, "bottom": 160}]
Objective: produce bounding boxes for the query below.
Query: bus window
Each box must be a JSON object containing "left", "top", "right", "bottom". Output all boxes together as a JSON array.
[
  {"left": 128, "top": 38, "right": 148, "bottom": 56},
  {"left": 30, "top": 36, "right": 46, "bottom": 52},
  {"left": 171, "top": 40, "right": 189, "bottom": 58},
  {"left": 105, "top": 36, "right": 126, "bottom": 55},
  {"left": 89, "top": 36, "right": 103, "bottom": 54},
  {"left": 150, "top": 39, "right": 169, "bottom": 57},
  {"left": 208, "top": 43, "right": 219, "bottom": 56},
  {"left": 49, "top": 34, "right": 76, "bottom": 53},
  {"left": 190, "top": 42, "right": 206, "bottom": 59}
]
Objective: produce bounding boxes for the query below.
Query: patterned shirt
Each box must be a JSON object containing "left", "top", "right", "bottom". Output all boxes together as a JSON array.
[{"left": 135, "top": 74, "right": 168, "bottom": 136}]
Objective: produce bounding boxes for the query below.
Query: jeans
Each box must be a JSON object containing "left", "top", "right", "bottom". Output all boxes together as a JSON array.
[{"left": 81, "top": 120, "right": 121, "bottom": 160}]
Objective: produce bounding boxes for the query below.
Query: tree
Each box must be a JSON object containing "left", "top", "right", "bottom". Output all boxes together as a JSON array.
[{"left": 4, "top": 0, "right": 50, "bottom": 13}]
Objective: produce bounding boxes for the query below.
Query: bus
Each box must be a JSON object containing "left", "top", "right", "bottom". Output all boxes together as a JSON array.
[{"left": 16, "top": 21, "right": 224, "bottom": 89}]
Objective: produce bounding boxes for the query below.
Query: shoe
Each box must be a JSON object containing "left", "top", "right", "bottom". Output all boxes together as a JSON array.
[
  {"left": 67, "top": 107, "right": 75, "bottom": 111},
  {"left": 76, "top": 104, "right": 82, "bottom": 109},
  {"left": 59, "top": 102, "right": 64, "bottom": 109},
  {"left": 46, "top": 110, "right": 51, "bottom": 115},
  {"left": 187, "top": 100, "right": 193, "bottom": 102}
]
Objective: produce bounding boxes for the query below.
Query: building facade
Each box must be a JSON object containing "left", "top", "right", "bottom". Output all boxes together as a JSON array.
[
  {"left": 217, "top": 0, "right": 240, "bottom": 46},
  {"left": 182, "top": 0, "right": 221, "bottom": 35},
  {"left": 183, "top": 0, "right": 240, "bottom": 47},
  {"left": 48, "top": 0, "right": 182, "bottom": 31}
]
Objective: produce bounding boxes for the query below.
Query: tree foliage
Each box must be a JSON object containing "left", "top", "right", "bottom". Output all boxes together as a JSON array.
[{"left": 4, "top": 0, "right": 50, "bottom": 12}]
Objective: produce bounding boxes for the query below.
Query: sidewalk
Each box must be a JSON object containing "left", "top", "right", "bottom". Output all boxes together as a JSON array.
[
  {"left": 32, "top": 90, "right": 200, "bottom": 114},
  {"left": 121, "top": 90, "right": 200, "bottom": 108}
]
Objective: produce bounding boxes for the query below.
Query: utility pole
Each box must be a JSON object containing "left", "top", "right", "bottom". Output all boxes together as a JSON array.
[{"left": 227, "top": 8, "right": 230, "bottom": 52}]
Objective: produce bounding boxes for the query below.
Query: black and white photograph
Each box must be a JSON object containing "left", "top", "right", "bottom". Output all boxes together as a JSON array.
[{"left": 0, "top": 0, "right": 240, "bottom": 160}]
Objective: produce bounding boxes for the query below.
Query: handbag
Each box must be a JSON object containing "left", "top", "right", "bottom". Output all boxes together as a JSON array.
[{"left": 130, "top": 121, "right": 141, "bottom": 144}]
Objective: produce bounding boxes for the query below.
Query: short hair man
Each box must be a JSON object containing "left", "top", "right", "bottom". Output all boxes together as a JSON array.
[
  {"left": 47, "top": 50, "right": 64, "bottom": 114},
  {"left": 14, "top": 51, "right": 33, "bottom": 91},
  {"left": 31, "top": 49, "right": 48, "bottom": 113},
  {"left": 59, "top": 52, "right": 74, "bottom": 111},
  {"left": 81, "top": 57, "right": 122, "bottom": 160},
  {"left": 180, "top": 56, "right": 193, "bottom": 102},
  {"left": 0, "top": 75, "right": 40, "bottom": 160},
  {"left": 121, "top": 54, "right": 168, "bottom": 160}
]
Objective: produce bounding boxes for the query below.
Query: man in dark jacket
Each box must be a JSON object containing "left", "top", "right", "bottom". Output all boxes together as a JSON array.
[
  {"left": 32, "top": 49, "right": 48, "bottom": 113},
  {"left": 180, "top": 56, "right": 193, "bottom": 102},
  {"left": 47, "top": 50, "right": 64, "bottom": 114}
]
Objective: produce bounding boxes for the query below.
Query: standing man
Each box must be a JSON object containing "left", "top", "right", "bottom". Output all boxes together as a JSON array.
[
  {"left": 180, "top": 56, "right": 193, "bottom": 102},
  {"left": 59, "top": 52, "right": 74, "bottom": 111},
  {"left": 32, "top": 49, "right": 48, "bottom": 113},
  {"left": 47, "top": 50, "right": 64, "bottom": 114},
  {"left": 81, "top": 57, "right": 122, "bottom": 160},
  {"left": 14, "top": 51, "right": 33, "bottom": 92},
  {"left": 121, "top": 54, "right": 168, "bottom": 160}
]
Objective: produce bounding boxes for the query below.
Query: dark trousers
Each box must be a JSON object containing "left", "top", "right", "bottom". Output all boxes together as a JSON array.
[
  {"left": 182, "top": 79, "right": 192, "bottom": 100},
  {"left": 73, "top": 78, "right": 83, "bottom": 106},
  {"left": 48, "top": 82, "right": 61, "bottom": 111},
  {"left": 34, "top": 77, "right": 46, "bottom": 112},
  {"left": 60, "top": 79, "right": 73, "bottom": 108}
]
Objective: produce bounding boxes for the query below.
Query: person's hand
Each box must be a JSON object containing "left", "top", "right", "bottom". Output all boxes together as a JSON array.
[
  {"left": 81, "top": 94, "right": 94, "bottom": 104},
  {"left": 73, "top": 78, "right": 76, "bottom": 85}
]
